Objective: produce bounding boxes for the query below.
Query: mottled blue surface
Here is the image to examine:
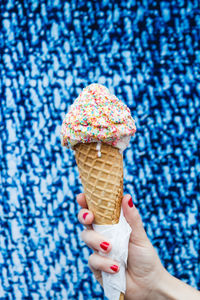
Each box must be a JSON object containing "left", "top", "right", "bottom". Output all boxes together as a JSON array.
[{"left": 1, "top": 0, "right": 200, "bottom": 299}]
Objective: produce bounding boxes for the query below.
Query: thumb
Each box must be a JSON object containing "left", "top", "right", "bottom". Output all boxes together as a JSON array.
[{"left": 122, "top": 194, "right": 150, "bottom": 246}]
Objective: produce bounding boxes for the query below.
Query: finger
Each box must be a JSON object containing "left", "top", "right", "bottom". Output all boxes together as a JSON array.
[
  {"left": 78, "top": 209, "right": 94, "bottom": 228},
  {"left": 81, "top": 229, "right": 112, "bottom": 253},
  {"left": 122, "top": 194, "right": 149, "bottom": 246},
  {"left": 88, "top": 253, "right": 120, "bottom": 274},
  {"left": 90, "top": 268, "right": 103, "bottom": 286},
  {"left": 76, "top": 193, "right": 88, "bottom": 208}
]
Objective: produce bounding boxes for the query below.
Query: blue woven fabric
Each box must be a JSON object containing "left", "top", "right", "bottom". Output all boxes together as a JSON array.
[{"left": 1, "top": 0, "right": 199, "bottom": 299}]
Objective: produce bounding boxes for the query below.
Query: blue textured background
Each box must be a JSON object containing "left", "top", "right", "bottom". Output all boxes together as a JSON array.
[{"left": 1, "top": 0, "right": 200, "bottom": 299}]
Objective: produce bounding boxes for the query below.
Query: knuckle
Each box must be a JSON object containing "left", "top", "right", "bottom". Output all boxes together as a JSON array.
[{"left": 81, "top": 229, "right": 87, "bottom": 241}]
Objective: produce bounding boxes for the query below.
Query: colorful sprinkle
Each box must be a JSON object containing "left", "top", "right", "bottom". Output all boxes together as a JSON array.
[{"left": 61, "top": 83, "right": 136, "bottom": 148}]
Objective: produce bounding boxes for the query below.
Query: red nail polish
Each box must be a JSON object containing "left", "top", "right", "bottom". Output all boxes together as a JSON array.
[
  {"left": 110, "top": 265, "right": 119, "bottom": 272},
  {"left": 83, "top": 212, "right": 88, "bottom": 220},
  {"left": 100, "top": 242, "right": 110, "bottom": 251},
  {"left": 128, "top": 197, "right": 133, "bottom": 208}
]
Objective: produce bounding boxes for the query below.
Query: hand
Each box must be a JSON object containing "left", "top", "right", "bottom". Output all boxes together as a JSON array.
[{"left": 77, "top": 193, "right": 165, "bottom": 300}]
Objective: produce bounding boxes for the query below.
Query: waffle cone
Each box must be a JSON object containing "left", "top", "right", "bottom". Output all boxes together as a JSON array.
[{"left": 74, "top": 142, "right": 123, "bottom": 225}]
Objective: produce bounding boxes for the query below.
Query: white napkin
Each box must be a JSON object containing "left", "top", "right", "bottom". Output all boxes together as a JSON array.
[{"left": 93, "top": 210, "right": 132, "bottom": 300}]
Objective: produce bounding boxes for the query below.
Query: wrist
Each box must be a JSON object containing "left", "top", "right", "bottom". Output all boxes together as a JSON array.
[
  {"left": 149, "top": 267, "right": 200, "bottom": 300},
  {"left": 148, "top": 267, "right": 172, "bottom": 300},
  {"left": 152, "top": 268, "right": 175, "bottom": 300}
]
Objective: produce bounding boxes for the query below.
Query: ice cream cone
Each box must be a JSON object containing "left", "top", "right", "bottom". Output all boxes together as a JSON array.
[
  {"left": 75, "top": 142, "right": 125, "bottom": 298},
  {"left": 61, "top": 83, "right": 136, "bottom": 300}
]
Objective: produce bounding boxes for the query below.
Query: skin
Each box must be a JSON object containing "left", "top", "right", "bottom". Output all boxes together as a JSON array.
[{"left": 77, "top": 193, "right": 200, "bottom": 300}]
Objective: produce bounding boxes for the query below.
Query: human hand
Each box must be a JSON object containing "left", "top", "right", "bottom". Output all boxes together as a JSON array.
[{"left": 77, "top": 193, "right": 165, "bottom": 300}]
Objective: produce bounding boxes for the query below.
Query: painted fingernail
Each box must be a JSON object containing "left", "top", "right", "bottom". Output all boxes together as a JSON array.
[
  {"left": 83, "top": 212, "right": 88, "bottom": 220},
  {"left": 110, "top": 265, "right": 119, "bottom": 272},
  {"left": 128, "top": 197, "right": 133, "bottom": 208},
  {"left": 100, "top": 242, "right": 110, "bottom": 251}
]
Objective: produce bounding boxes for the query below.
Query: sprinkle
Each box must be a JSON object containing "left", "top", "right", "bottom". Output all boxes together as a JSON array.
[{"left": 61, "top": 83, "right": 136, "bottom": 148}]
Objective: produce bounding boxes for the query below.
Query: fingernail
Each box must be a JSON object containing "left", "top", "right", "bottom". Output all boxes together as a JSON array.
[
  {"left": 83, "top": 212, "right": 88, "bottom": 220},
  {"left": 100, "top": 242, "right": 110, "bottom": 251},
  {"left": 110, "top": 265, "right": 119, "bottom": 272},
  {"left": 128, "top": 197, "right": 133, "bottom": 208}
]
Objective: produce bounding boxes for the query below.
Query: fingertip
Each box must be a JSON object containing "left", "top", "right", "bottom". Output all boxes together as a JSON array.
[
  {"left": 88, "top": 253, "right": 120, "bottom": 275},
  {"left": 84, "top": 211, "right": 94, "bottom": 225},
  {"left": 78, "top": 209, "right": 94, "bottom": 225},
  {"left": 122, "top": 194, "right": 133, "bottom": 209},
  {"left": 83, "top": 212, "right": 88, "bottom": 220},
  {"left": 76, "top": 193, "right": 88, "bottom": 208},
  {"left": 122, "top": 194, "right": 140, "bottom": 221},
  {"left": 100, "top": 241, "right": 112, "bottom": 253},
  {"left": 122, "top": 194, "right": 139, "bottom": 228},
  {"left": 110, "top": 264, "right": 120, "bottom": 273}
]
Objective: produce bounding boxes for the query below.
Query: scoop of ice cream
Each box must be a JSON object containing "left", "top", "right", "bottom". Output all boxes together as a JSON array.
[{"left": 61, "top": 83, "right": 136, "bottom": 150}]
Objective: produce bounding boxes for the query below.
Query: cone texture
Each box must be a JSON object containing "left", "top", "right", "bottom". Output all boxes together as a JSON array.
[{"left": 74, "top": 142, "right": 123, "bottom": 225}]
